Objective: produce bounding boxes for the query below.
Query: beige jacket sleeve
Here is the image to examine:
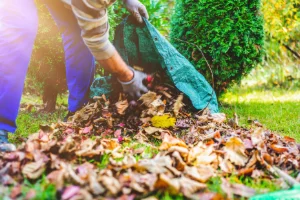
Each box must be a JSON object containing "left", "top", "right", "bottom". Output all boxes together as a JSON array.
[{"left": 66, "top": 0, "right": 117, "bottom": 60}]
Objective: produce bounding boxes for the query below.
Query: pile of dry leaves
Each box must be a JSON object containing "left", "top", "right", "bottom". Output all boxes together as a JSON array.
[{"left": 0, "top": 85, "right": 299, "bottom": 200}]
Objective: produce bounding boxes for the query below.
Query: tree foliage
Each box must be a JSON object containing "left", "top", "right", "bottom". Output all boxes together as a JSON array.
[
  {"left": 170, "top": 0, "right": 265, "bottom": 95},
  {"left": 244, "top": 0, "right": 300, "bottom": 89},
  {"left": 263, "top": 0, "right": 299, "bottom": 44}
]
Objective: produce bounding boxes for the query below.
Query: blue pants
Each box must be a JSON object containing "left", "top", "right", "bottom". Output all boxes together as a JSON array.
[{"left": 0, "top": 0, "right": 95, "bottom": 133}]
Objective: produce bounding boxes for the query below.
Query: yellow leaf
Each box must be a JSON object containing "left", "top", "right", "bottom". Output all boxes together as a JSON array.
[{"left": 151, "top": 115, "right": 176, "bottom": 128}]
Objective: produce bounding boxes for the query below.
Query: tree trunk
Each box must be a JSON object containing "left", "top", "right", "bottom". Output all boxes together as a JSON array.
[{"left": 42, "top": 81, "right": 58, "bottom": 113}]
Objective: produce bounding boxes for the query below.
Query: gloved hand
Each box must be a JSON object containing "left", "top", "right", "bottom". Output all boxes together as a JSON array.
[
  {"left": 123, "top": 0, "right": 149, "bottom": 23},
  {"left": 118, "top": 67, "right": 148, "bottom": 98}
]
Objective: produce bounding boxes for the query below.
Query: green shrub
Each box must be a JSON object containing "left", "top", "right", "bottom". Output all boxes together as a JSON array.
[{"left": 170, "top": 0, "right": 264, "bottom": 95}]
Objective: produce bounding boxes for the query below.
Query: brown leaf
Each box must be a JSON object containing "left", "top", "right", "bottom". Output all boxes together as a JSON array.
[
  {"left": 76, "top": 139, "right": 103, "bottom": 157},
  {"left": 101, "top": 139, "right": 119, "bottom": 150},
  {"left": 221, "top": 178, "right": 256, "bottom": 198},
  {"left": 139, "top": 92, "right": 157, "bottom": 107},
  {"left": 284, "top": 136, "right": 295, "bottom": 143},
  {"left": 114, "top": 129, "right": 122, "bottom": 138},
  {"left": 80, "top": 125, "right": 93, "bottom": 134},
  {"left": 62, "top": 186, "right": 81, "bottom": 200},
  {"left": 47, "top": 170, "right": 65, "bottom": 190},
  {"left": 251, "top": 128, "right": 264, "bottom": 146},
  {"left": 137, "top": 155, "right": 172, "bottom": 174},
  {"left": 141, "top": 197, "right": 158, "bottom": 200},
  {"left": 224, "top": 137, "right": 248, "bottom": 166},
  {"left": 173, "top": 94, "right": 184, "bottom": 116},
  {"left": 243, "top": 138, "right": 254, "bottom": 149},
  {"left": 66, "top": 164, "right": 85, "bottom": 185},
  {"left": 184, "top": 166, "right": 214, "bottom": 183},
  {"left": 190, "top": 192, "right": 224, "bottom": 200},
  {"left": 25, "top": 189, "right": 36, "bottom": 200},
  {"left": 59, "top": 136, "right": 77, "bottom": 154},
  {"left": 219, "top": 157, "right": 235, "bottom": 173},
  {"left": 238, "top": 168, "right": 254, "bottom": 176},
  {"left": 160, "top": 134, "right": 187, "bottom": 151},
  {"left": 172, "top": 151, "right": 186, "bottom": 171},
  {"left": 245, "top": 151, "right": 258, "bottom": 169},
  {"left": 100, "top": 170, "right": 121, "bottom": 195},
  {"left": 77, "top": 163, "right": 94, "bottom": 180},
  {"left": 88, "top": 170, "right": 105, "bottom": 195},
  {"left": 144, "top": 127, "right": 162, "bottom": 135},
  {"left": 10, "top": 185, "right": 22, "bottom": 199},
  {"left": 179, "top": 176, "right": 207, "bottom": 197},
  {"left": 210, "top": 113, "right": 226, "bottom": 124},
  {"left": 192, "top": 144, "right": 218, "bottom": 166},
  {"left": 115, "top": 100, "right": 129, "bottom": 115},
  {"left": 270, "top": 144, "right": 288, "bottom": 153},
  {"left": 154, "top": 173, "right": 180, "bottom": 194},
  {"left": 140, "top": 117, "right": 152, "bottom": 124},
  {"left": 22, "top": 161, "right": 46, "bottom": 180},
  {"left": 147, "top": 98, "right": 166, "bottom": 116},
  {"left": 262, "top": 153, "right": 274, "bottom": 165}
]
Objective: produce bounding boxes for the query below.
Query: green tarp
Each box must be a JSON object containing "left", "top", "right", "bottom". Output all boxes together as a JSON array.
[{"left": 90, "top": 16, "right": 219, "bottom": 113}]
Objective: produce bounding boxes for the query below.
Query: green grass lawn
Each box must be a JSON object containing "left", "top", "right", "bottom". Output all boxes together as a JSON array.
[
  {"left": 9, "top": 95, "right": 67, "bottom": 143},
  {"left": 220, "top": 87, "right": 300, "bottom": 142}
]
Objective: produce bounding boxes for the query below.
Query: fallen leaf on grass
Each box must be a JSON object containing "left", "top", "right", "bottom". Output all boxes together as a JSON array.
[
  {"left": 173, "top": 94, "right": 184, "bottom": 116},
  {"left": 151, "top": 115, "right": 176, "bottom": 128},
  {"left": 189, "top": 192, "right": 224, "bottom": 200},
  {"left": 62, "top": 186, "right": 81, "bottom": 200},
  {"left": 154, "top": 173, "right": 180, "bottom": 194},
  {"left": 270, "top": 144, "right": 288, "bottom": 153},
  {"left": 10, "top": 184, "right": 22, "bottom": 199},
  {"left": 75, "top": 139, "right": 103, "bottom": 157},
  {"left": 224, "top": 137, "right": 248, "bottom": 166},
  {"left": 137, "top": 155, "right": 172, "bottom": 174},
  {"left": 100, "top": 170, "right": 121, "bottom": 195},
  {"left": 147, "top": 98, "right": 166, "bottom": 116},
  {"left": 160, "top": 134, "right": 187, "bottom": 150},
  {"left": 144, "top": 127, "right": 162, "bottom": 135},
  {"left": 179, "top": 176, "right": 207, "bottom": 197},
  {"left": 101, "top": 139, "right": 119, "bottom": 150},
  {"left": 25, "top": 189, "right": 36, "bottom": 200},
  {"left": 139, "top": 92, "right": 157, "bottom": 107},
  {"left": 251, "top": 128, "right": 264, "bottom": 146},
  {"left": 22, "top": 161, "right": 46, "bottom": 180},
  {"left": 47, "top": 169, "right": 65, "bottom": 189},
  {"left": 210, "top": 113, "right": 226, "bottom": 124},
  {"left": 221, "top": 178, "right": 256, "bottom": 198},
  {"left": 80, "top": 125, "right": 93, "bottom": 134},
  {"left": 88, "top": 170, "right": 105, "bottom": 195},
  {"left": 184, "top": 165, "right": 214, "bottom": 182},
  {"left": 116, "top": 100, "right": 129, "bottom": 115}
]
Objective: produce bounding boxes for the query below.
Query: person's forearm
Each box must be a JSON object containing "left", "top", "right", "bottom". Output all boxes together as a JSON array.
[{"left": 98, "top": 51, "right": 133, "bottom": 82}]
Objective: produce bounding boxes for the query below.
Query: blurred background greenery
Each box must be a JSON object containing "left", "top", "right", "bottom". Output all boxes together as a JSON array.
[{"left": 27, "top": 0, "right": 299, "bottom": 98}]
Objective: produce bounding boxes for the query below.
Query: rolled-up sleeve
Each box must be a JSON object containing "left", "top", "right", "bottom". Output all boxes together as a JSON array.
[{"left": 70, "top": 0, "right": 116, "bottom": 60}]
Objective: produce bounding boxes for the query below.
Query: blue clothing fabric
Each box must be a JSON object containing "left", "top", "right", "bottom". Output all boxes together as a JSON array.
[{"left": 0, "top": 0, "right": 95, "bottom": 133}]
